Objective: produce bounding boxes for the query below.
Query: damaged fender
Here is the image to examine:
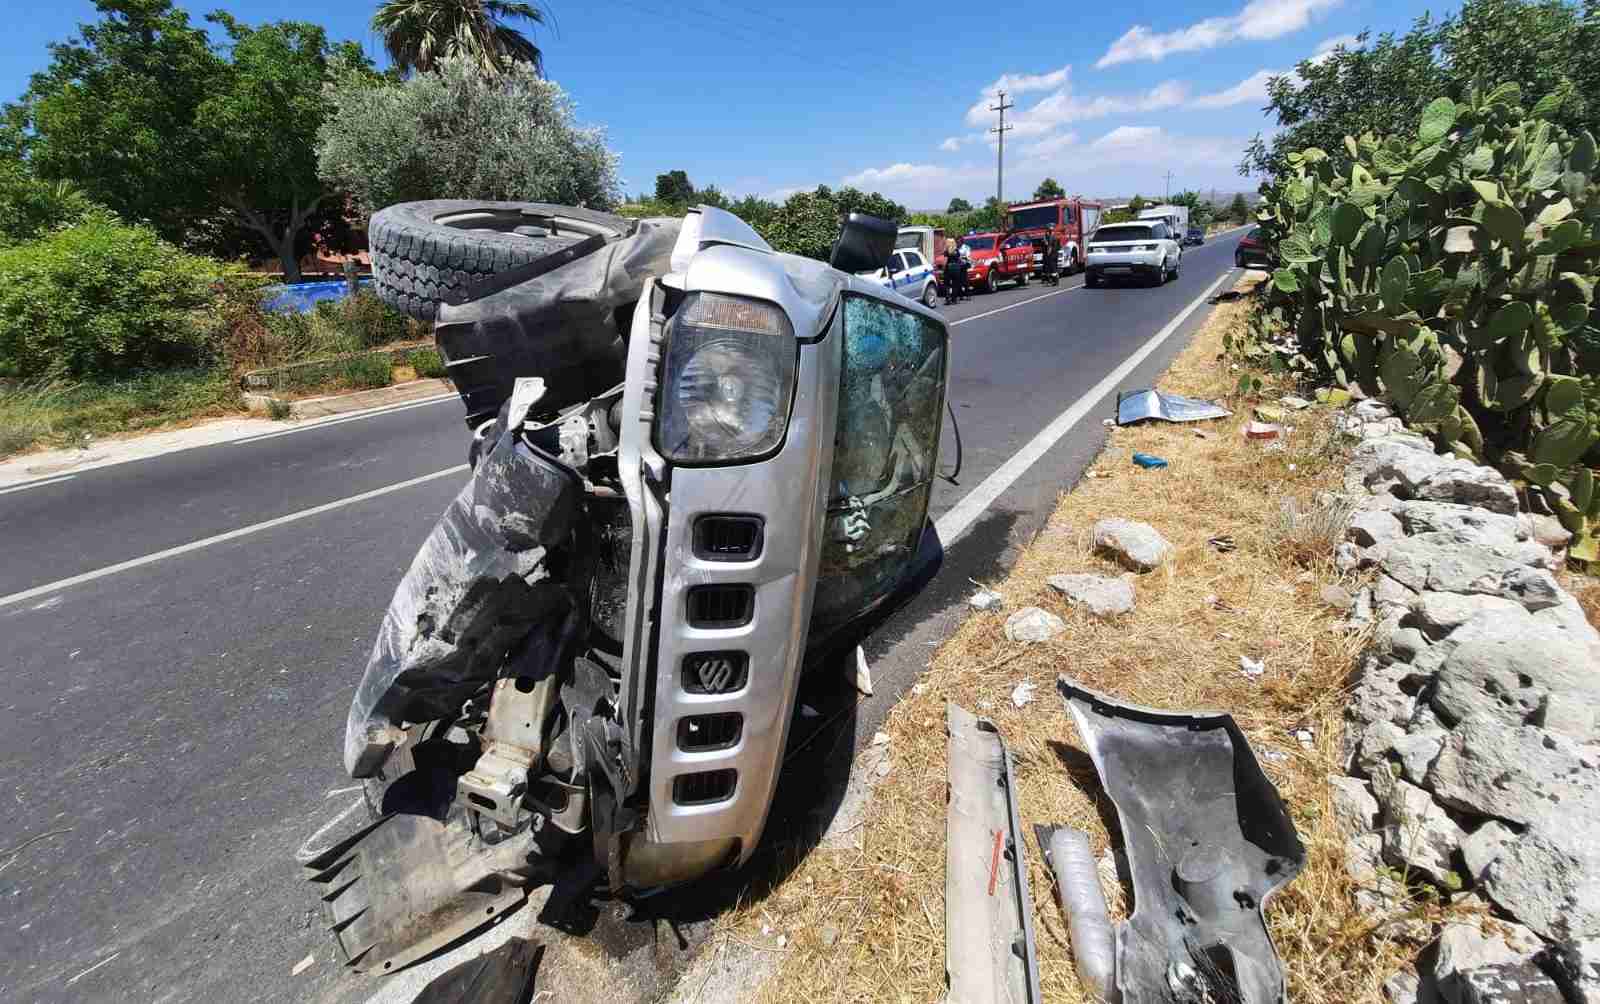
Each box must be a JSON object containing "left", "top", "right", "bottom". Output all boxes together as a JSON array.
[
  {"left": 345, "top": 391, "right": 581, "bottom": 779},
  {"left": 1057, "top": 677, "right": 1305, "bottom": 1004}
]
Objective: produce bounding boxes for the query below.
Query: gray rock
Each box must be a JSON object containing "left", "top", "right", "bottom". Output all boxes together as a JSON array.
[
  {"left": 1524, "top": 513, "right": 1572, "bottom": 551},
  {"left": 1385, "top": 968, "right": 1423, "bottom": 1004},
  {"left": 1091, "top": 518, "right": 1172, "bottom": 572},
  {"left": 1549, "top": 937, "right": 1600, "bottom": 1002},
  {"left": 1350, "top": 586, "right": 1376, "bottom": 628},
  {"left": 969, "top": 588, "right": 1004, "bottom": 611},
  {"left": 1485, "top": 823, "right": 1600, "bottom": 940},
  {"left": 1356, "top": 720, "right": 1409, "bottom": 775},
  {"left": 1355, "top": 872, "right": 1436, "bottom": 942},
  {"left": 1415, "top": 592, "right": 1527, "bottom": 635},
  {"left": 1455, "top": 960, "right": 1564, "bottom": 1004},
  {"left": 1414, "top": 461, "right": 1520, "bottom": 514},
  {"left": 1348, "top": 440, "right": 1452, "bottom": 495},
  {"left": 1395, "top": 727, "right": 1448, "bottom": 784},
  {"left": 1435, "top": 924, "right": 1527, "bottom": 1003},
  {"left": 1385, "top": 624, "right": 1434, "bottom": 662},
  {"left": 1534, "top": 693, "right": 1599, "bottom": 744},
  {"left": 1400, "top": 501, "right": 1531, "bottom": 545},
  {"left": 1384, "top": 533, "right": 1531, "bottom": 598},
  {"left": 1337, "top": 541, "right": 1364, "bottom": 573},
  {"left": 1530, "top": 593, "right": 1600, "bottom": 647},
  {"left": 1329, "top": 774, "right": 1380, "bottom": 835},
  {"left": 1426, "top": 717, "right": 1600, "bottom": 827},
  {"left": 1381, "top": 779, "right": 1466, "bottom": 883},
  {"left": 1461, "top": 821, "right": 1518, "bottom": 882},
  {"left": 1351, "top": 665, "right": 1422, "bottom": 729},
  {"left": 1355, "top": 399, "right": 1395, "bottom": 421},
  {"left": 1498, "top": 566, "right": 1563, "bottom": 612},
  {"left": 1347, "top": 831, "right": 1386, "bottom": 882},
  {"left": 1351, "top": 508, "right": 1408, "bottom": 549},
  {"left": 1046, "top": 573, "right": 1135, "bottom": 618},
  {"left": 1376, "top": 573, "right": 1421, "bottom": 615},
  {"left": 1003, "top": 606, "right": 1066, "bottom": 643},
  {"left": 1431, "top": 612, "right": 1600, "bottom": 729}
]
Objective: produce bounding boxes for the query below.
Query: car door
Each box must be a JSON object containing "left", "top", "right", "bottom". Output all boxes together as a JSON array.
[
  {"left": 810, "top": 293, "right": 949, "bottom": 638},
  {"left": 887, "top": 252, "right": 910, "bottom": 293},
  {"left": 902, "top": 251, "right": 928, "bottom": 295}
]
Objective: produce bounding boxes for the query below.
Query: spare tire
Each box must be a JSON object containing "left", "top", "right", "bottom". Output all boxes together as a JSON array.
[{"left": 369, "top": 200, "right": 634, "bottom": 321}]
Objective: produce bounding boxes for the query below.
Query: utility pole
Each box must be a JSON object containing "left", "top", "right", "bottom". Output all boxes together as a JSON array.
[
  {"left": 990, "top": 90, "right": 1013, "bottom": 212},
  {"left": 1163, "top": 170, "right": 1175, "bottom": 202}
]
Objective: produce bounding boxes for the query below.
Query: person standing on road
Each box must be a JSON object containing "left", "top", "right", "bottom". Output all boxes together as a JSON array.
[
  {"left": 1040, "top": 233, "right": 1059, "bottom": 286},
  {"left": 943, "top": 239, "right": 968, "bottom": 304}
]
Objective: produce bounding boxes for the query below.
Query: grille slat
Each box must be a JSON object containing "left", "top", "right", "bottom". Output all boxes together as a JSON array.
[
  {"left": 687, "top": 585, "right": 754, "bottom": 629},
  {"left": 673, "top": 769, "right": 737, "bottom": 805},
  {"left": 678, "top": 713, "right": 743, "bottom": 752},
  {"left": 693, "top": 515, "right": 763, "bottom": 561}
]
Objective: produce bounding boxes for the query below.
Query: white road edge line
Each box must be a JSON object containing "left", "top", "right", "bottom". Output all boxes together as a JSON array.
[
  {"left": 0, "top": 465, "right": 469, "bottom": 610},
  {"left": 232, "top": 392, "right": 459, "bottom": 446},
  {"left": 935, "top": 268, "right": 1237, "bottom": 545},
  {"left": 0, "top": 475, "right": 76, "bottom": 496}
]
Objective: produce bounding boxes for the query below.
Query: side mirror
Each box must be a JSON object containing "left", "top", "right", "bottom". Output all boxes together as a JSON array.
[{"left": 831, "top": 213, "right": 897, "bottom": 274}]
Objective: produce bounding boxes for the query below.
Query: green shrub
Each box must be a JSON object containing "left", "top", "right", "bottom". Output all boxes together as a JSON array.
[
  {"left": 0, "top": 212, "right": 224, "bottom": 379},
  {"left": 342, "top": 353, "right": 394, "bottom": 389},
  {"left": 1252, "top": 83, "right": 1600, "bottom": 559},
  {"left": 339, "top": 291, "right": 413, "bottom": 348},
  {"left": 0, "top": 163, "right": 98, "bottom": 245},
  {"left": 408, "top": 347, "right": 446, "bottom": 378}
]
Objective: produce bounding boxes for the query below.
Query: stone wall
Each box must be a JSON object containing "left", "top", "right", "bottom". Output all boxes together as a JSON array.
[{"left": 1329, "top": 399, "right": 1600, "bottom": 1003}]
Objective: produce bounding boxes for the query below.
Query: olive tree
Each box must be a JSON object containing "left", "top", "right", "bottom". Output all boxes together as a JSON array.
[{"left": 317, "top": 58, "right": 620, "bottom": 217}]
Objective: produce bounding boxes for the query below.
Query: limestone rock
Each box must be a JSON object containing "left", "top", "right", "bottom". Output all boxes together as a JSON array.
[
  {"left": 1346, "top": 831, "right": 1385, "bottom": 882},
  {"left": 1329, "top": 774, "right": 1380, "bottom": 836},
  {"left": 1415, "top": 591, "right": 1527, "bottom": 635},
  {"left": 1395, "top": 726, "right": 1448, "bottom": 784},
  {"left": 1380, "top": 779, "right": 1466, "bottom": 883},
  {"left": 1533, "top": 693, "right": 1599, "bottom": 744},
  {"left": 1351, "top": 665, "right": 1422, "bottom": 730},
  {"left": 1384, "top": 968, "right": 1422, "bottom": 1004},
  {"left": 1413, "top": 460, "right": 1520, "bottom": 515},
  {"left": 1483, "top": 823, "right": 1600, "bottom": 941},
  {"left": 1435, "top": 924, "right": 1527, "bottom": 1003},
  {"left": 1461, "top": 820, "right": 1517, "bottom": 882},
  {"left": 1547, "top": 938, "right": 1600, "bottom": 1002},
  {"left": 1384, "top": 533, "right": 1531, "bottom": 598},
  {"left": 1355, "top": 400, "right": 1395, "bottom": 421},
  {"left": 1524, "top": 513, "right": 1572, "bottom": 551},
  {"left": 1046, "top": 573, "right": 1135, "bottom": 618},
  {"left": 1321, "top": 583, "right": 1355, "bottom": 610},
  {"left": 1427, "top": 717, "right": 1600, "bottom": 826},
  {"left": 1431, "top": 612, "right": 1600, "bottom": 730},
  {"left": 1004, "top": 606, "right": 1066, "bottom": 643},
  {"left": 1454, "top": 959, "right": 1564, "bottom": 1004},
  {"left": 1348, "top": 441, "right": 1453, "bottom": 496},
  {"left": 1399, "top": 501, "right": 1530, "bottom": 546},
  {"left": 1091, "top": 518, "right": 1172, "bottom": 572},
  {"left": 969, "top": 589, "right": 1004, "bottom": 611},
  {"left": 1350, "top": 508, "right": 1407, "bottom": 550}
]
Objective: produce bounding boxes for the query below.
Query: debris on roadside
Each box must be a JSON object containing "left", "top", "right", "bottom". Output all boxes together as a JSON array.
[
  {"left": 1207, "top": 534, "right": 1236, "bottom": 553},
  {"left": 1293, "top": 727, "right": 1315, "bottom": 750},
  {"left": 1047, "top": 573, "right": 1136, "bottom": 618},
  {"left": 1033, "top": 825, "right": 1115, "bottom": 1003},
  {"left": 1254, "top": 405, "right": 1287, "bottom": 423},
  {"left": 1192, "top": 428, "right": 1212, "bottom": 439},
  {"left": 1011, "top": 681, "right": 1037, "bottom": 708},
  {"left": 290, "top": 954, "right": 315, "bottom": 977},
  {"left": 969, "top": 588, "right": 1004, "bottom": 611},
  {"left": 1115, "top": 389, "right": 1231, "bottom": 426},
  {"left": 854, "top": 646, "right": 873, "bottom": 696},
  {"left": 1239, "top": 655, "right": 1266, "bottom": 679},
  {"left": 1131, "top": 452, "right": 1169, "bottom": 469},
  {"left": 1004, "top": 606, "right": 1067, "bottom": 643},
  {"left": 945, "top": 704, "right": 1041, "bottom": 1004},
  {"left": 1091, "top": 518, "right": 1173, "bottom": 572},
  {"left": 1056, "top": 678, "right": 1305, "bottom": 1004},
  {"left": 871, "top": 730, "right": 891, "bottom": 747},
  {"left": 1244, "top": 420, "right": 1282, "bottom": 440},
  {"left": 1280, "top": 395, "right": 1313, "bottom": 410}
]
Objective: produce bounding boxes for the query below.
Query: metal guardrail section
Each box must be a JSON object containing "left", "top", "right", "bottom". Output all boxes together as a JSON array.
[{"left": 945, "top": 702, "right": 1042, "bottom": 1004}]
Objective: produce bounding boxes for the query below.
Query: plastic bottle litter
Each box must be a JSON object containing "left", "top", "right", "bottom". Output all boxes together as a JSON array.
[{"left": 1132, "top": 452, "right": 1169, "bottom": 469}]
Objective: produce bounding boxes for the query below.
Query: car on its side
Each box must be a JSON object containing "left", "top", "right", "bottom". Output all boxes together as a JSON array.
[
  {"left": 1184, "top": 226, "right": 1205, "bottom": 247},
  {"left": 959, "top": 232, "right": 1032, "bottom": 293},
  {"left": 858, "top": 249, "right": 939, "bottom": 307},
  {"left": 1084, "top": 220, "right": 1182, "bottom": 288},
  {"left": 1234, "top": 226, "right": 1272, "bottom": 269}
]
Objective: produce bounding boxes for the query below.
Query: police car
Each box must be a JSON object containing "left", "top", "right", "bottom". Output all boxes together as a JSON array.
[{"left": 857, "top": 249, "right": 939, "bottom": 307}]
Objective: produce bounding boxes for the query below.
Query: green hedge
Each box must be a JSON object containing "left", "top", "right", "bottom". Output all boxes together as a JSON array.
[
  {"left": 1252, "top": 83, "right": 1600, "bottom": 559},
  {"left": 0, "top": 212, "right": 223, "bottom": 379}
]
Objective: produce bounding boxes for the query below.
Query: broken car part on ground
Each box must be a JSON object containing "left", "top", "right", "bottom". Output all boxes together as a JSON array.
[{"left": 305, "top": 202, "right": 952, "bottom": 973}]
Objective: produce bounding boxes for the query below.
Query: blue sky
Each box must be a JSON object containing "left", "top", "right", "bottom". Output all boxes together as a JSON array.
[{"left": 4, "top": 0, "right": 1456, "bottom": 208}]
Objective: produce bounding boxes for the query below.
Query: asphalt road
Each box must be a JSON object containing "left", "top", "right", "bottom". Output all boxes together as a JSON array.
[{"left": 0, "top": 229, "right": 1248, "bottom": 1003}]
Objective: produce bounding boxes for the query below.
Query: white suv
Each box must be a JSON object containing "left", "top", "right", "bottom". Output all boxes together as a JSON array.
[{"left": 1084, "top": 221, "right": 1181, "bottom": 288}]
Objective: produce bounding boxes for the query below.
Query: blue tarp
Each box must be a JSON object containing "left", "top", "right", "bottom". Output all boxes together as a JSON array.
[{"left": 263, "top": 277, "right": 373, "bottom": 314}]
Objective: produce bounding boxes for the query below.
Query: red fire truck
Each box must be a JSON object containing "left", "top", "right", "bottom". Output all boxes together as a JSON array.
[{"left": 1003, "top": 197, "right": 1104, "bottom": 276}]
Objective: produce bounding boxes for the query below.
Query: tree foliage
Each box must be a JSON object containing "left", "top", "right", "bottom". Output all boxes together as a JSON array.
[
  {"left": 1229, "top": 192, "right": 1251, "bottom": 223},
  {"left": 318, "top": 57, "right": 620, "bottom": 217},
  {"left": 0, "top": 160, "right": 98, "bottom": 245},
  {"left": 946, "top": 197, "right": 973, "bottom": 214},
  {"left": 1243, "top": 0, "right": 1600, "bottom": 178},
  {"left": 372, "top": 0, "right": 548, "bottom": 77},
  {"left": 1032, "top": 177, "right": 1065, "bottom": 200},
  {"left": 654, "top": 170, "right": 695, "bottom": 204}
]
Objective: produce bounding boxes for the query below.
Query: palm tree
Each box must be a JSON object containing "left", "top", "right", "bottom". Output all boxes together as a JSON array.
[{"left": 372, "top": 1, "right": 549, "bottom": 78}]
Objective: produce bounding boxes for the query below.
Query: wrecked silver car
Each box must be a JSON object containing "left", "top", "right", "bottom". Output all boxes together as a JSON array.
[{"left": 302, "top": 202, "right": 951, "bottom": 971}]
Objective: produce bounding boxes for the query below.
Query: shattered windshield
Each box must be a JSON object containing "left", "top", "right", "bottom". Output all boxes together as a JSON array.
[{"left": 811, "top": 295, "right": 947, "bottom": 636}]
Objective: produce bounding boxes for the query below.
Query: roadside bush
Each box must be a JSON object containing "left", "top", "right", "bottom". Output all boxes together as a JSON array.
[
  {"left": 0, "top": 212, "right": 223, "bottom": 379},
  {"left": 1251, "top": 83, "right": 1600, "bottom": 558},
  {"left": 0, "top": 162, "right": 97, "bottom": 245},
  {"left": 342, "top": 353, "right": 393, "bottom": 389},
  {"left": 408, "top": 347, "right": 446, "bottom": 378}
]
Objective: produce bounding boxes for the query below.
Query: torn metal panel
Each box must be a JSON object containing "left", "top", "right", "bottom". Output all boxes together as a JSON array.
[
  {"left": 1057, "top": 677, "right": 1305, "bottom": 1004},
  {"left": 1115, "top": 389, "right": 1231, "bottom": 426},
  {"left": 945, "top": 703, "right": 1042, "bottom": 1004}
]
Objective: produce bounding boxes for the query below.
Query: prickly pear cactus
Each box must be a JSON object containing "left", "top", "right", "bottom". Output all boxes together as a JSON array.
[{"left": 1254, "top": 84, "right": 1600, "bottom": 561}]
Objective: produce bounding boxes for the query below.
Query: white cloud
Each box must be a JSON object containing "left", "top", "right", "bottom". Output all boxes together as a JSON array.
[
  {"left": 1309, "top": 32, "right": 1361, "bottom": 64},
  {"left": 1191, "top": 69, "right": 1278, "bottom": 109},
  {"left": 1085, "top": 125, "right": 1246, "bottom": 170},
  {"left": 1017, "top": 131, "right": 1082, "bottom": 161},
  {"left": 766, "top": 185, "right": 810, "bottom": 201},
  {"left": 1096, "top": 0, "right": 1341, "bottom": 67},
  {"left": 842, "top": 163, "right": 956, "bottom": 187},
  {"left": 963, "top": 68, "right": 1190, "bottom": 137},
  {"left": 939, "top": 136, "right": 964, "bottom": 152}
]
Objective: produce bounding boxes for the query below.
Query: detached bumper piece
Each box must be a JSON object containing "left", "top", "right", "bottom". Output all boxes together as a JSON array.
[
  {"left": 1057, "top": 677, "right": 1305, "bottom": 1004},
  {"left": 945, "top": 703, "right": 1042, "bottom": 1004}
]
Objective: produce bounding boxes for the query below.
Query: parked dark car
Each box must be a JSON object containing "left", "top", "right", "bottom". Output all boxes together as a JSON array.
[
  {"left": 1184, "top": 226, "right": 1204, "bottom": 247},
  {"left": 1234, "top": 226, "right": 1272, "bottom": 269}
]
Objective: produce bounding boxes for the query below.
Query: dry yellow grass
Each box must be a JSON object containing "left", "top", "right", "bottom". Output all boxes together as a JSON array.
[{"left": 715, "top": 279, "right": 1455, "bottom": 1003}]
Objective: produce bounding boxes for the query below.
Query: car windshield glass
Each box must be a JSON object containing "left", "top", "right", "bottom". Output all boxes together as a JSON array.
[
  {"left": 894, "top": 232, "right": 923, "bottom": 249},
  {"left": 963, "top": 236, "right": 995, "bottom": 251},
  {"left": 1008, "top": 206, "right": 1058, "bottom": 231},
  {"left": 1092, "top": 226, "right": 1152, "bottom": 243}
]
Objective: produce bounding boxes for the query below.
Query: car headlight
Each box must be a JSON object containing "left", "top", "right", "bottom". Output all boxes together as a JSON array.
[{"left": 656, "top": 292, "right": 797, "bottom": 464}]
